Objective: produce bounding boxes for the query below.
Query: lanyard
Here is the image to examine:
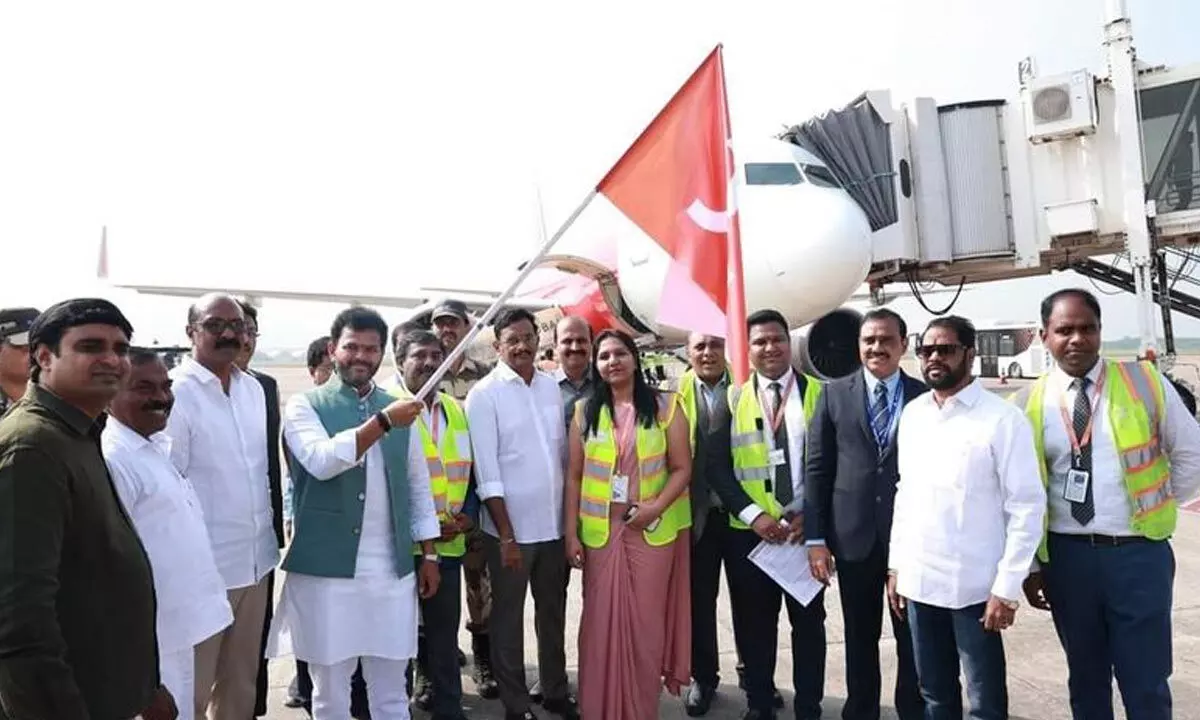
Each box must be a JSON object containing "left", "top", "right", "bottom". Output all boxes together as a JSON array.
[
  {"left": 1057, "top": 372, "right": 1105, "bottom": 462},
  {"left": 613, "top": 404, "right": 637, "bottom": 460},
  {"left": 428, "top": 401, "right": 443, "bottom": 447},
  {"left": 757, "top": 373, "right": 795, "bottom": 435},
  {"left": 867, "top": 381, "right": 905, "bottom": 442}
]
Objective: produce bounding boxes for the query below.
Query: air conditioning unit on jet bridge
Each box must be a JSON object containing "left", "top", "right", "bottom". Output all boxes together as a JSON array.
[{"left": 1024, "top": 69, "right": 1098, "bottom": 144}]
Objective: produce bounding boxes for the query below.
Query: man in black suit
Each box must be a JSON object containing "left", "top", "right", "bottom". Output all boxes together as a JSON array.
[
  {"left": 804, "top": 308, "right": 925, "bottom": 720},
  {"left": 679, "top": 333, "right": 735, "bottom": 716},
  {"left": 235, "top": 302, "right": 286, "bottom": 719}
]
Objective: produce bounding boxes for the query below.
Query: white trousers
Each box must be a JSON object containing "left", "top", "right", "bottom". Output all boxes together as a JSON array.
[
  {"left": 160, "top": 645, "right": 196, "bottom": 720},
  {"left": 310, "top": 656, "right": 411, "bottom": 720}
]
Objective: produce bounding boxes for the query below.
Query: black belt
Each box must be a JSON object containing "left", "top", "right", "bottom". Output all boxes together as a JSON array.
[{"left": 1049, "top": 532, "right": 1160, "bottom": 547}]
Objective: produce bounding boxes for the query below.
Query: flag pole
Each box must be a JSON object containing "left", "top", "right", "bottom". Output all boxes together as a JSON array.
[
  {"left": 717, "top": 45, "right": 751, "bottom": 384},
  {"left": 413, "top": 188, "right": 598, "bottom": 401}
]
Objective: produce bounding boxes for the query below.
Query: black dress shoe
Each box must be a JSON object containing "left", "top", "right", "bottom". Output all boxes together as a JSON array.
[
  {"left": 542, "top": 694, "right": 580, "bottom": 720},
  {"left": 740, "top": 709, "right": 775, "bottom": 720},
  {"left": 685, "top": 682, "right": 716, "bottom": 716}
]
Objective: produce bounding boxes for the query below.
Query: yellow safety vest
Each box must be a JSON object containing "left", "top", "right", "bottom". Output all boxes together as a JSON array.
[
  {"left": 388, "top": 385, "right": 473, "bottom": 558},
  {"left": 1013, "top": 359, "right": 1175, "bottom": 563},
  {"left": 577, "top": 394, "right": 692, "bottom": 548},
  {"left": 728, "top": 372, "right": 823, "bottom": 529},
  {"left": 678, "top": 368, "right": 732, "bottom": 455}
]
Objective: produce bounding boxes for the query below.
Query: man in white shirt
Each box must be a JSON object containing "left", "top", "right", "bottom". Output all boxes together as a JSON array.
[
  {"left": 713, "top": 309, "right": 826, "bottom": 720},
  {"left": 888, "top": 316, "right": 1046, "bottom": 720},
  {"left": 165, "top": 293, "right": 279, "bottom": 720},
  {"left": 466, "top": 308, "right": 578, "bottom": 720},
  {"left": 1016, "top": 289, "right": 1200, "bottom": 720},
  {"left": 266, "top": 306, "right": 441, "bottom": 719},
  {"left": 103, "top": 349, "right": 234, "bottom": 720}
]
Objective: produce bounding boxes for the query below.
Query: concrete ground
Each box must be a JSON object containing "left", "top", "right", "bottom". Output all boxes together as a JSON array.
[
  {"left": 253, "top": 369, "right": 1200, "bottom": 719},
  {"left": 257, "top": 514, "right": 1200, "bottom": 720}
]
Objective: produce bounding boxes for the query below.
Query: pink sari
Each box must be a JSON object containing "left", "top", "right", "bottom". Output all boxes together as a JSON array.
[{"left": 577, "top": 403, "right": 691, "bottom": 720}]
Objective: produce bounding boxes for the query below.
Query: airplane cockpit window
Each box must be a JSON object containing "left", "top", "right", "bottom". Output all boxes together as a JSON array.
[
  {"left": 744, "top": 162, "right": 804, "bottom": 186},
  {"left": 801, "top": 164, "right": 842, "bottom": 189}
]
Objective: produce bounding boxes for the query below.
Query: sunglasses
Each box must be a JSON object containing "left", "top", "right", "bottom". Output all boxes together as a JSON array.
[{"left": 915, "top": 343, "right": 968, "bottom": 359}]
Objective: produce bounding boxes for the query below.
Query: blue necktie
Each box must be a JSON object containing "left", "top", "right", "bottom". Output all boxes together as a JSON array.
[{"left": 871, "top": 382, "right": 891, "bottom": 452}]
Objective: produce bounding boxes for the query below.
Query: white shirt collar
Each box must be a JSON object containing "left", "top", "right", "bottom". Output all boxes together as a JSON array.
[
  {"left": 176, "top": 355, "right": 246, "bottom": 387},
  {"left": 106, "top": 416, "right": 173, "bottom": 456},
  {"left": 755, "top": 367, "right": 796, "bottom": 391},
  {"left": 1051, "top": 356, "right": 1105, "bottom": 390},
  {"left": 496, "top": 360, "right": 544, "bottom": 385}
]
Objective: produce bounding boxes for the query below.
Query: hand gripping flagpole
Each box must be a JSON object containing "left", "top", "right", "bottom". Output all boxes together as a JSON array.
[{"left": 412, "top": 188, "right": 598, "bottom": 402}]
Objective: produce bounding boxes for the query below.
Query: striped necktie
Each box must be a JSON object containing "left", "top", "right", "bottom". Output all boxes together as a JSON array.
[
  {"left": 1070, "top": 377, "right": 1095, "bottom": 525},
  {"left": 871, "top": 382, "right": 891, "bottom": 451}
]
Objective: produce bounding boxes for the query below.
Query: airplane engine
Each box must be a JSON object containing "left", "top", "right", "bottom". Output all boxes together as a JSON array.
[{"left": 792, "top": 307, "right": 863, "bottom": 381}]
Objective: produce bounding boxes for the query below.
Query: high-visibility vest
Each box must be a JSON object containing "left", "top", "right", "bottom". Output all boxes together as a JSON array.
[
  {"left": 577, "top": 394, "right": 692, "bottom": 548},
  {"left": 728, "top": 372, "right": 823, "bottom": 529},
  {"left": 678, "top": 369, "right": 730, "bottom": 454},
  {"left": 1013, "top": 359, "right": 1175, "bottom": 563},
  {"left": 388, "top": 386, "right": 473, "bottom": 558}
]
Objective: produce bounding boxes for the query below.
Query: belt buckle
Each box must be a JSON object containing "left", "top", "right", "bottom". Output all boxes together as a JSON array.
[{"left": 1089, "top": 534, "right": 1119, "bottom": 547}]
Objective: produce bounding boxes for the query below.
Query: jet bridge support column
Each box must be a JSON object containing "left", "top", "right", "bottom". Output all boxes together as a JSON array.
[{"left": 1106, "top": 0, "right": 1160, "bottom": 361}]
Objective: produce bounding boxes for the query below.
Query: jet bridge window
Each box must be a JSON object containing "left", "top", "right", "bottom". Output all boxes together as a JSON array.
[{"left": 745, "top": 162, "right": 804, "bottom": 186}]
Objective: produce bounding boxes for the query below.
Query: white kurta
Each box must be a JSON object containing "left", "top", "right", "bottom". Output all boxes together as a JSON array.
[{"left": 267, "top": 392, "right": 440, "bottom": 666}]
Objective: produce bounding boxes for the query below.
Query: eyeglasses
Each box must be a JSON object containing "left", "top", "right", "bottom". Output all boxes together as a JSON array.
[
  {"left": 197, "top": 319, "right": 246, "bottom": 335},
  {"left": 915, "top": 343, "right": 968, "bottom": 359}
]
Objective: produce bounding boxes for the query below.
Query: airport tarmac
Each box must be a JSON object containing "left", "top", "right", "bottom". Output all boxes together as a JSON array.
[{"left": 255, "top": 364, "right": 1200, "bottom": 719}]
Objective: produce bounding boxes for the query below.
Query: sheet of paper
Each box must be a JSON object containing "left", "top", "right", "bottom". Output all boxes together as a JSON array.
[{"left": 748, "top": 539, "right": 826, "bottom": 607}]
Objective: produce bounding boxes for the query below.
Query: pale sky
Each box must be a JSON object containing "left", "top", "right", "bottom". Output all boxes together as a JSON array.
[{"left": 2, "top": 0, "right": 1198, "bottom": 349}]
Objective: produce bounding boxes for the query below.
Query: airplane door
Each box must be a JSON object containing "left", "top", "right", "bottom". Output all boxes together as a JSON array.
[{"left": 978, "top": 332, "right": 999, "bottom": 378}]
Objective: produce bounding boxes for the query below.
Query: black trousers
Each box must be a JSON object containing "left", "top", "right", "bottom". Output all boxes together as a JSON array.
[
  {"left": 690, "top": 506, "right": 738, "bottom": 689},
  {"left": 837, "top": 540, "right": 923, "bottom": 720},
  {"left": 726, "top": 528, "right": 826, "bottom": 719}
]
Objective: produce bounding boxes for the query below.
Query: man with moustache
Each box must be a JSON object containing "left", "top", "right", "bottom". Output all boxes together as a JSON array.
[
  {"left": 676, "top": 332, "right": 738, "bottom": 716},
  {"left": 390, "top": 329, "right": 478, "bottom": 720},
  {"left": 266, "top": 306, "right": 441, "bottom": 718},
  {"left": 166, "top": 293, "right": 278, "bottom": 720},
  {"left": 713, "top": 309, "right": 827, "bottom": 720},
  {"left": 0, "top": 307, "right": 38, "bottom": 418},
  {"left": 887, "top": 316, "right": 1044, "bottom": 720},
  {"left": 1015, "top": 289, "right": 1200, "bottom": 719},
  {"left": 103, "top": 350, "right": 234, "bottom": 720},
  {"left": 553, "top": 316, "right": 594, "bottom": 429},
  {"left": 234, "top": 301, "right": 289, "bottom": 720},
  {"left": 0, "top": 299, "right": 174, "bottom": 719},
  {"left": 466, "top": 308, "right": 578, "bottom": 720},
  {"left": 804, "top": 309, "right": 925, "bottom": 720},
  {"left": 283, "top": 335, "right": 371, "bottom": 717},
  {"left": 429, "top": 299, "right": 498, "bottom": 699}
]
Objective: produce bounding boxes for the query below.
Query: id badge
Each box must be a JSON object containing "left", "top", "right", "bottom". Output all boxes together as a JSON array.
[
  {"left": 768, "top": 448, "right": 786, "bottom": 467},
  {"left": 612, "top": 474, "right": 630, "bottom": 503},
  {"left": 1063, "top": 468, "right": 1090, "bottom": 503}
]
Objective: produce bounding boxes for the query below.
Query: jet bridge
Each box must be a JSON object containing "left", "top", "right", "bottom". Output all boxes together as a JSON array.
[{"left": 780, "top": 0, "right": 1200, "bottom": 361}]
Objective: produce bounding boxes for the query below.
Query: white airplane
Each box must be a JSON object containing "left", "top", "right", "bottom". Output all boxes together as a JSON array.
[{"left": 100, "top": 138, "right": 935, "bottom": 380}]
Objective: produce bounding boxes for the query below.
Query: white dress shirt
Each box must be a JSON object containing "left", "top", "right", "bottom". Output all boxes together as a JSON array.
[
  {"left": 466, "top": 361, "right": 566, "bottom": 543},
  {"left": 1042, "top": 358, "right": 1200, "bottom": 536},
  {"left": 165, "top": 357, "right": 279, "bottom": 590},
  {"left": 102, "top": 418, "right": 233, "bottom": 654},
  {"left": 890, "top": 379, "right": 1046, "bottom": 607},
  {"left": 266, "top": 390, "right": 440, "bottom": 665},
  {"left": 736, "top": 368, "right": 807, "bottom": 526}
]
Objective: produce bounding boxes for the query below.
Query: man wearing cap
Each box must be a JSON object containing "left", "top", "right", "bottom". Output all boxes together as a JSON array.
[
  {"left": 430, "top": 298, "right": 499, "bottom": 699},
  {"left": 0, "top": 307, "right": 39, "bottom": 417},
  {"left": 0, "top": 298, "right": 175, "bottom": 720}
]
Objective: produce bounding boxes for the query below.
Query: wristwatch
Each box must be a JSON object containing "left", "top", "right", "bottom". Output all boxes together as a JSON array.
[
  {"left": 999, "top": 597, "right": 1019, "bottom": 610},
  {"left": 375, "top": 411, "right": 392, "bottom": 433},
  {"left": 423, "top": 552, "right": 440, "bottom": 563}
]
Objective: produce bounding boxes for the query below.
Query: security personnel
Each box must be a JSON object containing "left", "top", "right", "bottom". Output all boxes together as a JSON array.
[
  {"left": 1016, "top": 289, "right": 1200, "bottom": 720},
  {"left": 390, "top": 329, "right": 477, "bottom": 720},
  {"left": 711, "top": 309, "right": 826, "bottom": 720},
  {"left": 0, "top": 307, "right": 38, "bottom": 417}
]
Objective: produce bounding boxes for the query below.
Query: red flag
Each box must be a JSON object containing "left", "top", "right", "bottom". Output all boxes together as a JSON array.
[{"left": 596, "top": 45, "right": 749, "bottom": 382}]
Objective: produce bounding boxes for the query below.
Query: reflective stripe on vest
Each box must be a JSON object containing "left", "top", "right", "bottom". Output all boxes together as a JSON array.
[
  {"left": 577, "top": 394, "right": 691, "bottom": 548},
  {"left": 728, "top": 373, "right": 823, "bottom": 529},
  {"left": 389, "top": 385, "right": 474, "bottom": 558},
  {"left": 1013, "top": 359, "right": 1175, "bottom": 563}
]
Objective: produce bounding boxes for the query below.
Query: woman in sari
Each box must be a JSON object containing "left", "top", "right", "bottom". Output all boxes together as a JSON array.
[{"left": 564, "top": 329, "right": 693, "bottom": 719}]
